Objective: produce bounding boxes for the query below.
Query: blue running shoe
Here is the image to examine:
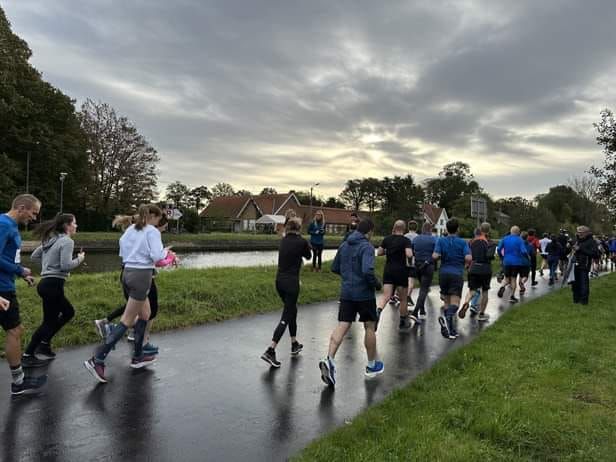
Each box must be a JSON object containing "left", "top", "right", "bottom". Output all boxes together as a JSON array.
[
  {"left": 365, "top": 360, "right": 385, "bottom": 378},
  {"left": 319, "top": 357, "right": 336, "bottom": 387}
]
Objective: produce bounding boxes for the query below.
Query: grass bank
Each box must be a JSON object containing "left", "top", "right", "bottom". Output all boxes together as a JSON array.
[{"left": 295, "top": 274, "right": 616, "bottom": 461}]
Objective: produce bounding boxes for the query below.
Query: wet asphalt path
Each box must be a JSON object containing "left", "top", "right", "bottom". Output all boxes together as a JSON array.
[{"left": 0, "top": 276, "right": 563, "bottom": 462}]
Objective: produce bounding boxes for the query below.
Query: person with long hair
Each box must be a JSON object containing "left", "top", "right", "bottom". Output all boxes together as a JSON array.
[
  {"left": 261, "top": 217, "right": 311, "bottom": 368},
  {"left": 84, "top": 204, "right": 167, "bottom": 383},
  {"left": 22, "top": 214, "right": 85, "bottom": 365},
  {"left": 308, "top": 210, "right": 325, "bottom": 272},
  {"left": 94, "top": 214, "right": 176, "bottom": 356}
]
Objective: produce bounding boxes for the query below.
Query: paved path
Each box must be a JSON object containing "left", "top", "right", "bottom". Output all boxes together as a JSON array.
[{"left": 0, "top": 276, "right": 563, "bottom": 461}]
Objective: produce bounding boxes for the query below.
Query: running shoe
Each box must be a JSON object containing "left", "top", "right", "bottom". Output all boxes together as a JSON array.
[
  {"left": 469, "top": 306, "right": 479, "bottom": 317},
  {"left": 35, "top": 343, "right": 56, "bottom": 360},
  {"left": 399, "top": 317, "right": 412, "bottom": 330},
  {"left": 375, "top": 307, "right": 383, "bottom": 332},
  {"left": 458, "top": 302, "right": 470, "bottom": 319},
  {"left": 539, "top": 269, "right": 544, "bottom": 276},
  {"left": 319, "top": 357, "right": 336, "bottom": 387},
  {"left": 408, "top": 313, "right": 419, "bottom": 323},
  {"left": 519, "top": 281, "right": 526, "bottom": 293},
  {"left": 261, "top": 347, "right": 281, "bottom": 368},
  {"left": 388, "top": 296, "right": 397, "bottom": 306},
  {"left": 11, "top": 375, "right": 47, "bottom": 396},
  {"left": 438, "top": 316, "right": 453, "bottom": 339},
  {"left": 130, "top": 355, "right": 157, "bottom": 369},
  {"left": 21, "top": 354, "right": 48, "bottom": 368},
  {"left": 509, "top": 296, "right": 519, "bottom": 304},
  {"left": 142, "top": 343, "right": 159, "bottom": 355},
  {"left": 127, "top": 329, "right": 135, "bottom": 342},
  {"left": 531, "top": 281, "right": 539, "bottom": 286},
  {"left": 365, "top": 360, "right": 385, "bottom": 378},
  {"left": 497, "top": 286, "right": 506, "bottom": 298},
  {"left": 407, "top": 295, "right": 415, "bottom": 306},
  {"left": 419, "top": 311, "right": 427, "bottom": 319},
  {"left": 477, "top": 313, "right": 490, "bottom": 322},
  {"left": 84, "top": 358, "right": 107, "bottom": 383},
  {"left": 94, "top": 319, "right": 109, "bottom": 340},
  {"left": 291, "top": 341, "right": 303, "bottom": 356}
]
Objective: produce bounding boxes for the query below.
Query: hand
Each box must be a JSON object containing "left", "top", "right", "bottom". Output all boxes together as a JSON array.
[
  {"left": 23, "top": 276, "right": 35, "bottom": 287},
  {"left": 0, "top": 296, "right": 9, "bottom": 311},
  {"left": 21, "top": 267, "right": 32, "bottom": 278},
  {"left": 78, "top": 251, "right": 86, "bottom": 262}
]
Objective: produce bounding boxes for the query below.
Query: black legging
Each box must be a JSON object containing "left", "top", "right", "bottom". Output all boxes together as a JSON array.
[
  {"left": 530, "top": 255, "right": 537, "bottom": 283},
  {"left": 106, "top": 278, "right": 159, "bottom": 322},
  {"left": 272, "top": 278, "right": 300, "bottom": 343},
  {"left": 25, "top": 277, "right": 75, "bottom": 354},
  {"left": 312, "top": 244, "right": 323, "bottom": 269},
  {"left": 412, "top": 264, "right": 434, "bottom": 316}
]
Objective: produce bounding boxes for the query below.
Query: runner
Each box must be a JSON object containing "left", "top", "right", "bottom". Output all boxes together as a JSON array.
[
  {"left": 376, "top": 220, "right": 413, "bottom": 331},
  {"left": 496, "top": 226, "right": 529, "bottom": 303},
  {"left": 308, "top": 210, "right": 325, "bottom": 272},
  {"left": 609, "top": 234, "right": 616, "bottom": 271},
  {"left": 571, "top": 226, "right": 600, "bottom": 305},
  {"left": 408, "top": 222, "right": 437, "bottom": 323},
  {"left": 261, "top": 217, "right": 311, "bottom": 368},
  {"left": 459, "top": 223, "right": 494, "bottom": 322},
  {"left": 319, "top": 219, "right": 384, "bottom": 387},
  {"left": 518, "top": 231, "right": 533, "bottom": 295},
  {"left": 526, "top": 229, "right": 540, "bottom": 286},
  {"left": 557, "top": 229, "right": 570, "bottom": 275},
  {"left": 22, "top": 214, "right": 85, "bottom": 364},
  {"left": 84, "top": 204, "right": 167, "bottom": 383},
  {"left": 539, "top": 232, "right": 551, "bottom": 276},
  {"left": 94, "top": 215, "right": 176, "bottom": 356},
  {"left": 0, "top": 194, "right": 47, "bottom": 395},
  {"left": 433, "top": 218, "right": 471, "bottom": 340},
  {"left": 545, "top": 234, "right": 562, "bottom": 285},
  {"left": 404, "top": 220, "right": 419, "bottom": 306}
]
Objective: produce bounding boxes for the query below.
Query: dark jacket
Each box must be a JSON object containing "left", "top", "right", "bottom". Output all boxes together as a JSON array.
[
  {"left": 331, "top": 230, "right": 380, "bottom": 301},
  {"left": 308, "top": 221, "right": 325, "bottom": 246},
  {"left": 574, "top": 234, "right": 600, "bottom": 271},
  {"left": 276, "top": 233, "right": 312, "bottom": 281}
]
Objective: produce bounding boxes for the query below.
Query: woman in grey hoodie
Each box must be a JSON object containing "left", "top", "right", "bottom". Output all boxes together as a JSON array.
[{"left": 22, "top": 214, "right": 85, "bottom": 365}]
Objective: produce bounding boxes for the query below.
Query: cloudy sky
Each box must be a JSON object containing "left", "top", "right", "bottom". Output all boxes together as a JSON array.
[{"left": 4, "top": 0, "right": 615, "bottom": 200}]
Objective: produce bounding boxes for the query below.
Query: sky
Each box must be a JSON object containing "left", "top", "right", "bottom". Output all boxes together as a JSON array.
[{"left": 4, "top": 0, "right": 615, "bottom": 200}]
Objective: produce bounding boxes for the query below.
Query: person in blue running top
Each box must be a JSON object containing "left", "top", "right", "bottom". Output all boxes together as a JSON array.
[
  {"left": 496, "top": 226, "right": 529, "bottom": 303},
  {"left": 84, "top": 204, "right": 168, "bottom": 384},
  {"left": 408, "top": 222, "right": 437, "bottom": 323},
  {"left": 319, "top": 219, "right": 384, "bottom": 388},
  {"left": 308, "top": 210, "right": 325, "bottom": 272},
  {"left": 432, "top": 218, "right": 471, "bottom": 340},
  {"left": 0, "top": 194, "right": 48, "bottom": 395}
]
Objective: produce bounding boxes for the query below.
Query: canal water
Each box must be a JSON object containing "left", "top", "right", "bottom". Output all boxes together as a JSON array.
[{"left": 20, "top": 249, "right": 339, "bottom": 274}]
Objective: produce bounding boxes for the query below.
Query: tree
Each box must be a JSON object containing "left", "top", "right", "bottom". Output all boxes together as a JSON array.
[
  {"left": 589, "top": 108, "right": 616, "bottom": 215},
  {"left": 235, "top": 189, "right": 252, "bottom": 196},
  {"left": 339, "top": 179, "right": 366, "bottom": 211},
  {"left": 379, "top": 175, "right": 424, "bottom": 217},
  {"left": 361, "top": 177, "right": 381, "bottom": 213},
  {"left": 259, "top": 187, "right": 277, "bottom": 195},
  {"left": 189, "top": 185, "right": 211, "bottom": 211},
  {"left": 291, "top": 190, "right": 323, "bottom": 206},
  {"left": 165, "top": 181, "right": 191, "bottom": 209},
  {"left": 80, "top": 99, "right": 159, "bottom": 215},
  {"left": 568, "top": 175, "right": 601, "bottom": 203},
  {"left": 495, "top": 197, "right": 559, "bottom": 235},
  {"left": 424, "top": 162, "right": 481, "bottom": 212},
  {"left": 324, "top": 196, "right": 346, "bottom": 208},
  {"left": 211, "top": 182, "right": 236, "bottom": 198}
]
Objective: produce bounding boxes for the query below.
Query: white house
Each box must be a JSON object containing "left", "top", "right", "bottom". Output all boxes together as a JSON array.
[{"left": 422, "top": 204, "right": 449, "bottom": 236}]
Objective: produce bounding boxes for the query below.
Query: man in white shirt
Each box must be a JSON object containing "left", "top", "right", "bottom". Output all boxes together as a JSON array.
[
  {"left": 539, "top": 233, "right": 551, "bottom": 276},
  {"left": 404, "top": 220, "right": 419, "bottom": 305}
]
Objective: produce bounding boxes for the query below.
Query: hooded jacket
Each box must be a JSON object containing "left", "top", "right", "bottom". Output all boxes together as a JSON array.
[
  {"left": 331, "top": 230, "right": 381, "bottom": 301},
  {"left": 574, "top": 234, "right": 600, "bottom": 271},
  {"left": 31, "top": 234, "right": 82, "bottom": 279}
]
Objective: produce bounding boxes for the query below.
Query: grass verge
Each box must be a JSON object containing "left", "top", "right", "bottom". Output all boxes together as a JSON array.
[{"left": 294, "top": 274, "right": 616, "bottom": 461}]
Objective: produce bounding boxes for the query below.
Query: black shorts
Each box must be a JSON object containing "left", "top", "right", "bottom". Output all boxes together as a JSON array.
[
  {"left": 439, "top": 273, "right": 464, "bottom": 297},
  {"left": 338, "top": 299, "right": 378, "bottom": 323},
  {"left": 408, "top": 266, "right": 417, "bottom": 279},
  {"left": 0, "top": 291, "right": 21, "bottom": 331},
  {"left": 468, "top": 273, "right": 491, "bottom": 291},
  {"left": 504, "top": 265, "right": 523, "bottom": 278},
  {"left": 383, "top": 269, "right": 408, "bottom": 288},
  {"left": 519, "top": 266, "right": 530, "bottom": 278}
]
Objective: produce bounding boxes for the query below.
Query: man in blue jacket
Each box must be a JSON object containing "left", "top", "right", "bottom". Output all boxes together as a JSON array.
[
  {"left": 319, "top": 219, "right": 384, "bottom": 387},
  {"left": 496, "top": 226, "right": 529, "bottom": 303},
  {"left": 0, "top": 194, "right": 47, "bottom": 395}
]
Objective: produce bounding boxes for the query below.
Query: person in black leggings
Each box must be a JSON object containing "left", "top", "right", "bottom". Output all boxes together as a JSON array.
[
  {"left": 23, "top": 214, "right": 85, "bottom": 364},
  {"left": 261, "top": 217, "right": 311, "bottom": 368}
]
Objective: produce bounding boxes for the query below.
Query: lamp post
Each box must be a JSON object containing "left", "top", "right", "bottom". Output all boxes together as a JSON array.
[
  {"left": 309, "top": 182, "right": 320, "bottom": 216},
  {"left": 59, "top": 172, "right": 68, "bottom": 214}
]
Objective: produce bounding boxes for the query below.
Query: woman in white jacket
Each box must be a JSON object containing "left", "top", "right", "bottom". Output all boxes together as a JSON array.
[{"left": 84, "top": 204, "right": 167, "bottom": 383}]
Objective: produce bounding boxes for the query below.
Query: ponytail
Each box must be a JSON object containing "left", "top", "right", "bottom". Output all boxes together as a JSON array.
[
  {"left": 112, "top": 215, "right": 137, "bottom": 231},
  {"left": 134, "top": 204, "right": 162, "bottom": 230},
  {"left": 33, "top": 214, "right": 75, "bottom": 243}
]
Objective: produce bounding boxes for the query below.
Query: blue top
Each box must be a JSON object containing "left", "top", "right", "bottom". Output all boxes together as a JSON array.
[
  {"left": 434, "top": 235, "right": 470, "bottom": 276},
  {"left": 308, "top": 221, "right": 325, "bottom": 246},
  {"left": 0, "top": 214, "right": 24, "bottom": 292},
  {"left": 609, "top": 238, "right": 616, "bottom": 253},
  {"left": 522, "top": 241, "right": 534, "bottom": 266},
  {"left": 413, "top": 233, "right": 437, "bottom": 265},
  {"left": 331, "top": 231, "right": 379, "bottom": 301},
  {"left": 497, "top": 234, "right": 529, "bottom": 266}
]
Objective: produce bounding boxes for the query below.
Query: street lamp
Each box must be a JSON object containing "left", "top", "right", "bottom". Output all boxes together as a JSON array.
[
  {"left": 309, "top": 182, "right": 320, "bottom": 215},
  {"left": 59, "top": 172, "right": 68, "bottom": 214}
]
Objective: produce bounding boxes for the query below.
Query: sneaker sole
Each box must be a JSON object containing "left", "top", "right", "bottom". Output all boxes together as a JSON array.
[
  {"left": 260, "top": 354, "right": 281, "bottom": 368},
  {"left": 290, "top": 348, "right": 303, "bottom": 356},
  {"left": 365, "top": 366, "right": 385, "bottom": 378},
  {"left": 458, "top": 302, "right": 469, "bottom": 319},
  {"left": 130, "top": 358, "right": 157, "bottom": 369},
  {"left": 83, "top": 360, "right": 107, "bottom": 383},
  {"left": 319, "top": 361, "right": 334, "bottom": 387},
  {"left": 35, "top": 354, "right": 56, "bottom": 360},
  {"left": 438, "top": 316, "right": 450, "bottom": 339}
]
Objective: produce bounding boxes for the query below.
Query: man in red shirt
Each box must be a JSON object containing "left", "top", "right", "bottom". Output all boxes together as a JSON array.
[{"left": 527, "top": 229, "right": 541, "bottom": 286}]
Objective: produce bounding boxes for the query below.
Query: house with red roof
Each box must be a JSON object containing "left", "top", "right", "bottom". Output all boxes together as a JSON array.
[{"left": 422, "top": 203, "right": 448, "bottom": 236}]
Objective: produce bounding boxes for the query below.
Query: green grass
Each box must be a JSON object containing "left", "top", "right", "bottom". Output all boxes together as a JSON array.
[{"left": 295, "top": 274, "right": 616, "bottom": 462}]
